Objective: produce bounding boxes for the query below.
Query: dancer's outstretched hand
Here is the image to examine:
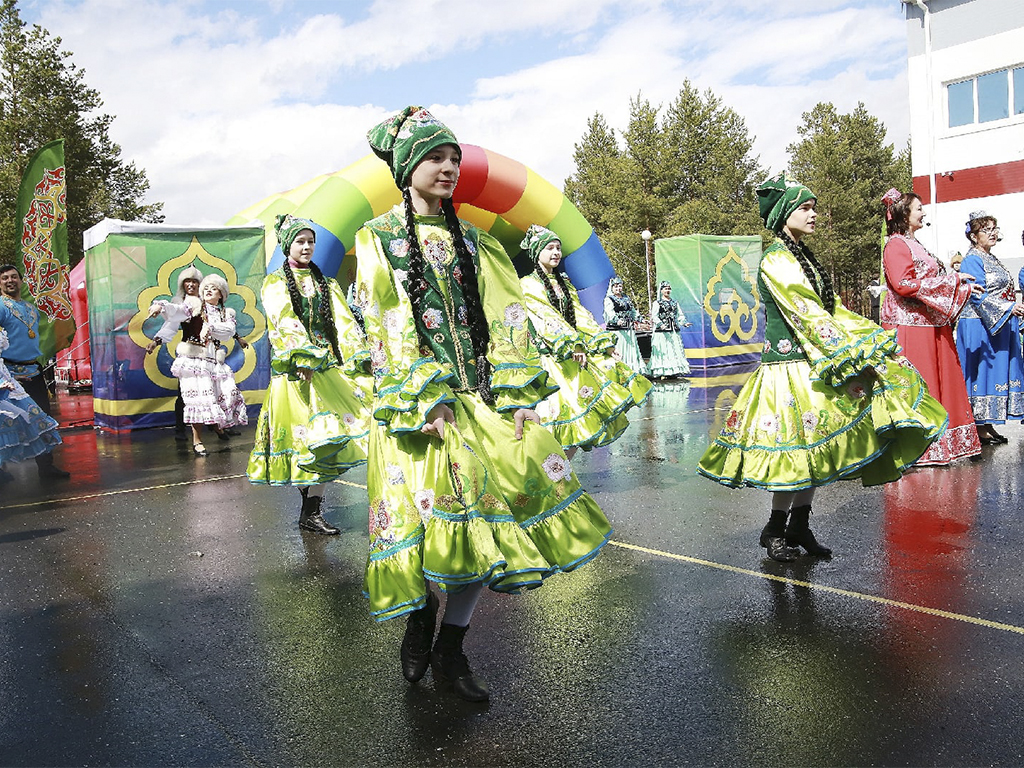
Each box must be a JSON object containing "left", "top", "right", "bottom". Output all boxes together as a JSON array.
[
  {"left": 513, "top": 408, "right": 541, "bottom": 440},
  {"left": 422, "top": 403, "right": 456, "bottom": 440}
]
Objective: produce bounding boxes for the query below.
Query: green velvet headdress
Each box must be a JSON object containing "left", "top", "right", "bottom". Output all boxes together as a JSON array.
[
  {"left": 757, "top": 173, "right": 816, "bottom": 233},
  {"left": 366, "top": 106, "right": 460, "bottom": 189},
  {"left": 274, "top": 214, "right": 315, "bottom": 257},
  {"left": 520, "top": 224, "right": 561, "bottom": 262}
]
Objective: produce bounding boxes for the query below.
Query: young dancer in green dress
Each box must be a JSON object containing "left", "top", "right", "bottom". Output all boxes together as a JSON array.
[
  {"left": 247, "top": 216, "right": 374, "bottom": 535},
  {"left": 697, "top": 174, "right": 947, "bottom": 561},
  {"left": 354, "top": 106, "right": 612, "bottom": 702},
  {"left": 520, "top": 226, "right": 648, "bottom": 456}
]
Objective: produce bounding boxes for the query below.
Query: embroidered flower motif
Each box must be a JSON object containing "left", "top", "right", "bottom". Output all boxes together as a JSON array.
[
  {"left": 725, "top": 410, "right": 742, "bottom": 432},
  {"left": 504, "top": 303, "right": 527, "bottom": 330},
  {"left": 763, "top": 339, "right": 771, "bottom": 353},
  {"left": 802, "top": 410, "right": 818, "bottom": 432},
  {"left": 292, "top": 424, "right": 308, "bottom": 443},
  {"left": 816, "top": 322, "right": 840, "bottom": 345},
  {"left": 342, "top": 413, "right": 357, "bottom": 427},
  {"left": 298, "top": 276, "right": 316, "bottom": 298},
  {"left": 759, "top": 413, "right": 780, "bottom": 435},
  {"left": 423, "top": 238, "right": 447, "bottom": 268},
  {"left": 457, "top": 305, "right": 468, "bottom": 326},
  {"left": 414, "top": 489, "right": 435, "bottom": 522},
  {"left": 778, "top": 339, "right": 793, "bottom": 354},
  {"left": 542, "top": 453, "right": 573, "bottom": 482},
  {"left": 383, "top": 309, "right": 401, "bottom": 333},
  {"left": 579, "top": 385, "right": 594, "bottom": 400},
  {"left": 370, "top": 340, "right": 388, "bottom": 370},
  {"left": 847, "top": 380, "right": 868, "bottom": 399},
  {"left": 353, "top": 387, "right": 366, "bottom": 400},
  {"left": 385, "top": 464, "right": 405, "bottom": 486},
  {"left": 452, "top": 265, "right": 463, "bottom": 284},
  {"left": 784, "top": 394, "right": 796, "bottom": 408},
  {"left": 794, "top": 297, "right": 809, "bottom": 314},
  {"left": 370, "top": 499, "right": 393, "bottom": 536},
  {"left": 463, "top": 237, "right": 477, "bottom": 255},
  {"left": 422, "top": 308, "right": 443, "bottom": 330},
  {"left": 388, "top": 239, "right": 410, "bottom": 258}
]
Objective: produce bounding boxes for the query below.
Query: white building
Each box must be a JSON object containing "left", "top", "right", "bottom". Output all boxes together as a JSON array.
[{"left": 904, "top": 0, "right": 1024, "bottom": 274}]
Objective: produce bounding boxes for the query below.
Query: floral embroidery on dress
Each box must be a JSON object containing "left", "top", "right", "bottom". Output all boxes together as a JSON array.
[
  {"left": 816, "top": 322, "right": 840, "bottom": 345},
  {"left": 386, "top": 464, "right": 406, "bottom": 485},
  {"left": 342, "top": 413, "right": 357, "bottom": 426},
  {"left": 794, "top": 297, "right": 808, "bottom": 314},
  {"left": 298, "top": 276, "right": 316, "bottom": 298},
  {"left": 389, "top": 239, "right": 410, "bottom": 258},
  {"left": 413, "top": 489, "right": 435, "bottom": 522},
  {"left": 801, "top": 410, "right": 818, "bottom": 432},
  {"left": 383, "top": 309, "right": 402, "bottom": 333},
  {"left": 370, "top": 339, "right": 388, "bottom": 373},
  {"left": 542, "top": 453, "right": 572, "bottom": 482},
  {"left": 763, "top": 339, "right": 771, "bottom": 353},
  {"left": 463, "top": 237, "right": 477, "bottom": 255},
  {"left": 789, "top": 313, "right": 804, "bottom": 330},
  {"left": 422, "top": 308, "right": 443, "bottom": 330},
  {"left": 579, "top": 385, "right": 594, "bottom": 400},
  {"left": 725, "top": 410, "right": 742, "bottom": 433},
  {"left": 291, "top": 424, "right": 308, "bottom": 443},
  {"left": 423, "top": 237, "right": 447, "bottom": 268},
  {"left": 452, "top": 265, "right": 463, "bottom": 284},
  {"left": 457, "top": 305, "right": 468, "bottom": 325},
  {"left": 759, "top": 413, "right": 779, "bottom": 435},
  {"left": 777, "top": 339, "right": 793, "bottom": 354},
  {"left": 847, "top": 380, "right": 868, "bottom": 399},
  {"left": 504, "top": 303, "right": 527, "bottom": 330}
]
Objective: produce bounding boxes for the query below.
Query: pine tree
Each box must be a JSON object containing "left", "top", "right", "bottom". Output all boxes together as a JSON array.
[{"left": 0, "top": 0, "right": 163, "bottom": 267}]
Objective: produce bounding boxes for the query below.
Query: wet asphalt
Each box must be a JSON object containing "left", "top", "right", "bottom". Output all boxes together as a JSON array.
[{"left": 2, "top": 379, "right": 1024, "bottom": 767}]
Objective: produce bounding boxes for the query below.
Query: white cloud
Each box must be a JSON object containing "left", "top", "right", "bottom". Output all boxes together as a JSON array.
[{"left": 26, "top": 0, "right": 910, "bottom": 227}]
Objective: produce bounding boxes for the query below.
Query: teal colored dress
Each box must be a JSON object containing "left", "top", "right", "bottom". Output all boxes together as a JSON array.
[
  {"left": 354, "top": 206, "right": 613, "bottom": 622},
  {"left": 649, "top": 298, "right": 691, "bottom": 377},
  {"left": 697, "top": 238, "right": 947, "bottom": 492},
  {"left": 246, "top": 268, "right": 373, "bottom": 486}
]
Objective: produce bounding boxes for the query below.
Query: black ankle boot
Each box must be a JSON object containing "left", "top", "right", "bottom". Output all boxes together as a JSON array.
[
  {"left": 785, "top": 505, "right": 831, "bottom": 557},
  {"left": 401, "top": 591, "right": 439, "bottom": 682},
  {"left": 760, "top": 509, "right": 799, "bottom": 562},
  {"left": 298, "top": 492, "right": 340, "bottom": 535},
  {"left": 431, "top": 624, "right": 489, "bottom": 702}
]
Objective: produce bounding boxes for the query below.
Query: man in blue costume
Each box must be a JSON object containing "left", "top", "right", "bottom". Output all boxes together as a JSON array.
[{"left": 0, "top": 264, "right": 70, "bottom": 479}]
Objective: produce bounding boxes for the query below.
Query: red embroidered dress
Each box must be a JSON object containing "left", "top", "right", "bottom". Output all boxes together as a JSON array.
[{"left": 881, "top": 234, "right": 980, "bottom": 464}]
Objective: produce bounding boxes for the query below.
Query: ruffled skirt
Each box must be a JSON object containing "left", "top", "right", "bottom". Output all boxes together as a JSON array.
[
  {"left": 649, "top": 330, "right": 691, "bottom": 377},
  {"left": 535, "top": 354, "right": 633, "bottom": 450},
  {"left": 611, "top": 330, "right": 649, "bottom": 375},
  {"left": 595, "top": 354, "right": 653, "bottom": 408},
  {"left": 246, "top": 366, "right": 372, "bottom": 485},
  {"left": 0, "top": 392, "right": 61, "bottom": 463},
  {"left": 697, "top": 355, "right": 947, "bottom": 492},
  {"left": 364, "top": 390, "right": 612, "bottom": 621},
  {"left": 171, "top": 353, "right": 248, "bottom": 429}
]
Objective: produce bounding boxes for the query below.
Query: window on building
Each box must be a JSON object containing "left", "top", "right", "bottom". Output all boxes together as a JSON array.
[
  {"left": 948, "top": 80, "right": 974, "bottom": 128},
  {"left": 978, "top": 71, "right": 1009, "bottom": 123},
  {"left": 947, "top": 66, "right": 1023, "bottom": 128},
  {"left": 1014, "top": 67, "right": 1024, "bottom": 116}
]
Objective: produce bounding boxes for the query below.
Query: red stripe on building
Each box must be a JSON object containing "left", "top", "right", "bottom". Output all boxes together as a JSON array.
[{"left": 913, "top": 159, "right": 1024, "bottom": 204}]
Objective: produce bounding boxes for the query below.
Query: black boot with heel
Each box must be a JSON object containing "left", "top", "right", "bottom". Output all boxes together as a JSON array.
[
  {"left": 298, "top": 490, "right": 340, "bottom": 535},
  {"left": 785, "top": 504, "right": 832, "bottom": 557},
  {"left": 431, "top": 623, "right": 489, "bottom": 702},
  {"left": 760, "top": 509, "right": 799, "bottom": 562},
  {"left": 401, "top": 591, "right": 439, "bottom": 682}
]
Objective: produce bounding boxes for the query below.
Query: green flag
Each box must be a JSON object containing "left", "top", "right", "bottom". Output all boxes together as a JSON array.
[{"left": 16, "top": 138, "right": 74, "bottom": 361}]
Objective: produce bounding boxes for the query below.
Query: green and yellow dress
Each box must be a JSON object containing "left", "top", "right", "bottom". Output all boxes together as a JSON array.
[
  {"left": 354, "top": 206, "right": 613, "bottom": 621},
  {"left": 520, "top": 273, "right": 652, "bottom": 450},
  {"left": 247, "top": 268, "right": 373, "bottom": 486},
  {"left": 697, "top": 238, "right": 947, "bottom": 491}
]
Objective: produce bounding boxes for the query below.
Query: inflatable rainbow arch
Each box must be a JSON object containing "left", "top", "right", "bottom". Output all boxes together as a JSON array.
[{"left": 227, "top": 144, "right": 616, "bottom": 318}]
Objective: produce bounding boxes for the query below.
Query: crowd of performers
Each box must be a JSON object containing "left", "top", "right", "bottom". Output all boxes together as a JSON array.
[{"left": 3, "top": 105, "right": 1017, "bottom": 703}]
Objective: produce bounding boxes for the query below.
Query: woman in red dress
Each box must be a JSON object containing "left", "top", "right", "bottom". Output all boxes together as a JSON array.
[{"left": 880, "top": 188, "right": 981, "bottom": 464}]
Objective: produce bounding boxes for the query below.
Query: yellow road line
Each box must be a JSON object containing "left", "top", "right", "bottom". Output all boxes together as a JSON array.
[
  {"left": 609, "top": 540, "right": 1024, "bottom": 635},
  {"left": 6, "top": 473, "right": 1021, "bottom": 636}
]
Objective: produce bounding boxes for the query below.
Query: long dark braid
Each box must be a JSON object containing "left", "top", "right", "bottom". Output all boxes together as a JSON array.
[
  {"left": 534, "top": 262, "right": 577, "bottom": 327},
  {"left": 282, "top": 259, "right": 343, "bottom": 364},
  {"left": 401, "top": 187, "right": 428, "bottom": 329},
  {"left": 441, "top": 196, "right": 493, "bottom": 404},
  {"left": 779, "top": 230, "right": 835, "bottom": 314}
]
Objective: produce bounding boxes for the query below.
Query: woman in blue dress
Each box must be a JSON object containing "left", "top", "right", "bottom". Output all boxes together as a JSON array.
[
  {"left": 649, "top": 281, "right": 691, "bottom": 378},
  {"left": 955, "top": 211, "right": 1024, "bottom": 444}
]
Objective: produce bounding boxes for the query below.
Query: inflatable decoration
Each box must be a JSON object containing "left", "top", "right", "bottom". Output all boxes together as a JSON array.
[{"left": 228, "top": 144, "right": 616, "bottom": 320}]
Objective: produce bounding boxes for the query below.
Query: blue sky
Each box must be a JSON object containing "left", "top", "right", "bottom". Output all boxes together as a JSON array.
[{"left": 21, "top": 0, "right": 912, "bottom": 226}]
